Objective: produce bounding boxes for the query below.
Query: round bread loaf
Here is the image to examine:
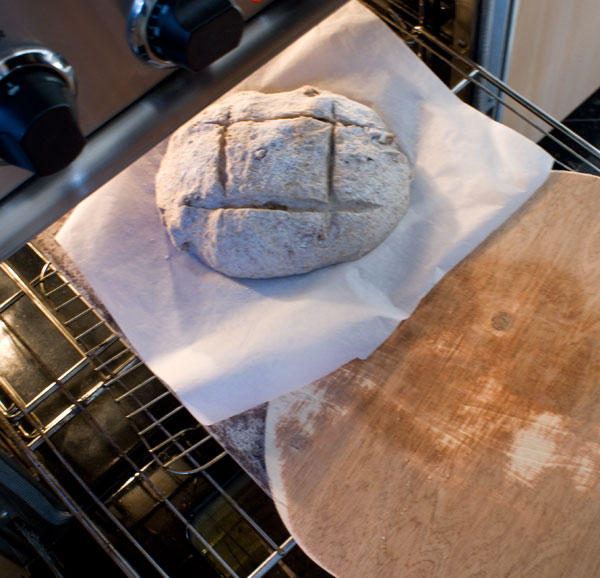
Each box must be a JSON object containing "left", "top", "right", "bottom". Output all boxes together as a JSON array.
[{"left": 156, "top": 86, "right": 412, "bottom": 278}]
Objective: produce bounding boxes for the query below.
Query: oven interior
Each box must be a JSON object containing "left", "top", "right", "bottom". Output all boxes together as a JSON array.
[{"left": 1, "top": 2, "right": 599, "bottom": 577}]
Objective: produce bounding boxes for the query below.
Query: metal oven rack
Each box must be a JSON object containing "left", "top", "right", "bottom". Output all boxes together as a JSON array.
[
  {"left": 1, "top": 17, "right": 600, "bottom": 578},
  {"left": 0, "top": 244, "right": 308, "bottom": 578}
]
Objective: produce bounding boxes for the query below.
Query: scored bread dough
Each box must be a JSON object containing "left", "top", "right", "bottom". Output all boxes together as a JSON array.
[{"left": 156, "top": 86, "right": 412, "bottom": 279}]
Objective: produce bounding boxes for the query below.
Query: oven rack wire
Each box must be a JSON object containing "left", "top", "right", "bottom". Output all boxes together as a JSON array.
[{"left": 1, "top": 21, "right": 599, "bottom": 578}]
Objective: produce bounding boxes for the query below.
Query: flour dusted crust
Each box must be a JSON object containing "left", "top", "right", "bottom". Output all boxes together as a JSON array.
[{"left": 156, "top": 86, "right": 412, "bottom": 278}]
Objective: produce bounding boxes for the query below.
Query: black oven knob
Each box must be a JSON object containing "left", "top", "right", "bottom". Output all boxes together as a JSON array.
[
  {"left": 0, "top": 47, "right": 85, "bottom": 176},
  {"left": 129, "top": 0, "right": 244, "bottom": 72}
]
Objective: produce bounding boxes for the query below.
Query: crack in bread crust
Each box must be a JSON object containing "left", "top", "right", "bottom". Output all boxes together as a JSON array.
[
  {"left": 217, "top": 125, "right": 228, "bottom": 190},
  {"left": 194, "top": 203, "right": 385, "bottom": 214},
  {"left": 201, "top": 114, "right": 385, "bottom": 130}
]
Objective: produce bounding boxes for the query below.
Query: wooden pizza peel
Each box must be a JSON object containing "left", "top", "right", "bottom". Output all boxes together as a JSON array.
[{"left": 264, "top": 171, "right": 600, "bottom": 578}]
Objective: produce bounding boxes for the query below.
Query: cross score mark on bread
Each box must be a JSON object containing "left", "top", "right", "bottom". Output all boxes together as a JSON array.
[{"left": 156, "top": 86, "right": 412, "bottom": 278}]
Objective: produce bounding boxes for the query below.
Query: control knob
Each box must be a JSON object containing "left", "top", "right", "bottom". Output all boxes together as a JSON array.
[
  {"left": 0, "top": 47, "right": 85, "bottom": 176},
  {"left": 129, "top": 0, "right": 244, "bottom": 71}
]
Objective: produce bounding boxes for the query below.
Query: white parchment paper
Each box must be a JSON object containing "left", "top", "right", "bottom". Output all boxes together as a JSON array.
[{"left": 57, "top": 1, "right": 553, "bottom": 424}]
